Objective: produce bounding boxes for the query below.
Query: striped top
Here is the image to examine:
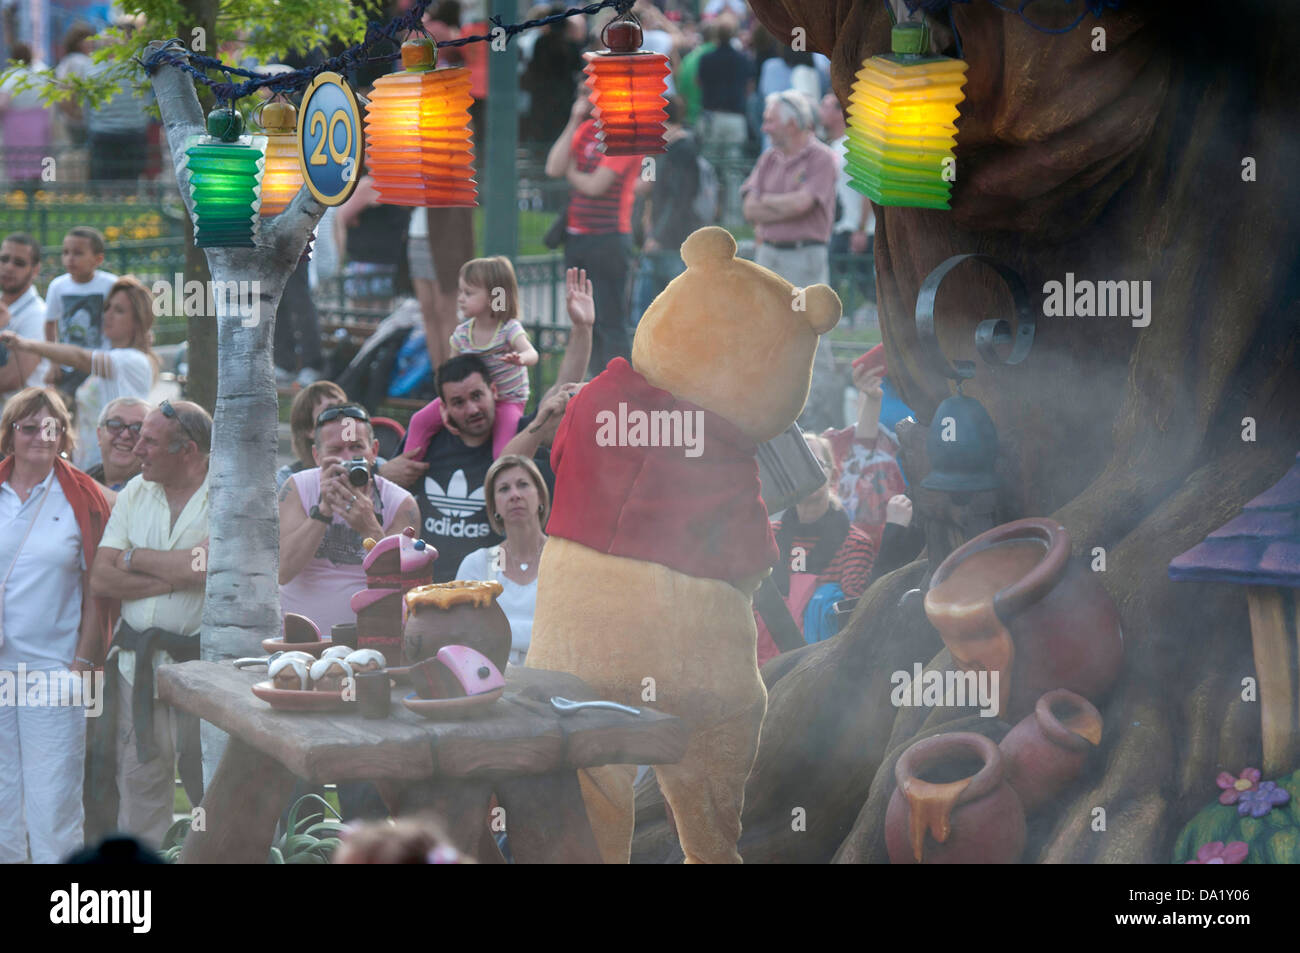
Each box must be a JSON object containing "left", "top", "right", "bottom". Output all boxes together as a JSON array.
[
  {"left": 772, "top": 519, "right": 877, "bottom": 599},
  {"left": 450, "top": 317, "right": 531, "bottom": 403},
  {"left": 566, "top": 120, "right": 641, "bottom": 235}
]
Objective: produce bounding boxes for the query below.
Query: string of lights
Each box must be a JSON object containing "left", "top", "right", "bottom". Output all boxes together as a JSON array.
[{"left": 140, "top": 0, "right": 635, "bottom": 105}]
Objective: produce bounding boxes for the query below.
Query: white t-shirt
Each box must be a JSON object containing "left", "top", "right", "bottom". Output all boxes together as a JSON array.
[
  {"left": 0, "top": 470, "right": 84, "bottom": 671},
  {"left": 44, "top": 269, "right": 118, "bottom": 354},
  {"left": 1, "top": 285, "right": 49, "bottom": 399},
  {"left": 642, "top": 29, "right": 676, "bottom": 97},
  {"left": 408, "top": 207, "right": 428, "bottom": 239},
  {"left": 829, "top": 134, "right": 870, "bottom": 235},
  {"left": 455, "top": 545, "right": 538, "bottom": 667},
  {"left": 74, "top": 348, "right": 155, "bottom": 470}
]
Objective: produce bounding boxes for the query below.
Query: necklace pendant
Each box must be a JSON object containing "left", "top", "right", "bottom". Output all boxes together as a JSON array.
[{"left": 519, "top": 562, "right": 529, "bottom": 571}]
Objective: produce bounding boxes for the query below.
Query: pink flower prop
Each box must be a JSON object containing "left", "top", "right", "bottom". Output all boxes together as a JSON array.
[
  {"left": 1185, "top": 841, "right": 1249, "bottom": 865},
  {"left": 1216, "top": 768, "right": 1261, "bottom": 805}
]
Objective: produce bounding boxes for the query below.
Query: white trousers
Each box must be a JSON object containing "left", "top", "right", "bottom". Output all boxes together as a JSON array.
[
  {"left": 114, "top": 667, "right": 181, "bottom": 850},
  {"left": 0, "top": 681, "right": 87, "bottom": 864}
]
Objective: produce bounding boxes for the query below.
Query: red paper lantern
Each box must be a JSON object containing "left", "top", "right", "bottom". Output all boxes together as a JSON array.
[
  {"left": 583, "top": 13, "right": 669, "bottom": 156},
  {"left": 365, "top": 38, "right": 477, "bottom": 207}
]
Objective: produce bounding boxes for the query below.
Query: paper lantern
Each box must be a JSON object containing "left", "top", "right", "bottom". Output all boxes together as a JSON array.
[
  {"left": 845, "top": 21, "right": 967, "bottom": 210},
  {"left": 184, "top": 108, "right": 266, "bottom": 248},
  {"left": 583, "top": 13, "right": 669, "bottom": 156},
  {"left": 257, "top": 100, "right": 302, "bottom": 217},
  {"left": 364, "top": 38, "right": 477, "bottom": 207}
]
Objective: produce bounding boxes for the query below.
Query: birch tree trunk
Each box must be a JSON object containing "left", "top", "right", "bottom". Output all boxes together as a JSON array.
[{"left": 147, "top": 41, "right": 326, "bottom": 781}]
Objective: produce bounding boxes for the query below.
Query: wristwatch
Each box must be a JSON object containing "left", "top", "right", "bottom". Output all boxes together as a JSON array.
[
  {"left": 309, "top": 504, "right": 332, "bottom": 525},
  {"left": 122, "top": 547, "right": 136, "bottom": 572}
]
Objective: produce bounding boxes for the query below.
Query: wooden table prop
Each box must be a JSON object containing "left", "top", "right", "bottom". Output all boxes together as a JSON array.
[{"left": 158, "top": 661, "right": 686, "bottom": 864}]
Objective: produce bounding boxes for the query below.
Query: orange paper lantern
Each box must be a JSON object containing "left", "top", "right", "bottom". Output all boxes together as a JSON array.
[
  {"left": 583, "top": 14, "right": 669, "bottom": 157},
  {"left": 364, "top": 38, "right": 477, "bottom": 207}
]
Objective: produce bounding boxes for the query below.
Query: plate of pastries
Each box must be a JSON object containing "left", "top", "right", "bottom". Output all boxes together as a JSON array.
[{"left": 251, "top": 646, "right": 388, "bottom": 711}]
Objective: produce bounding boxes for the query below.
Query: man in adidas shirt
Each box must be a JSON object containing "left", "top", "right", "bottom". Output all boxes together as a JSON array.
[
  {"left": 381, "top": 360, "right": 574, "bottom": 583},
  {"left": 380, "top": 271, "right": 595, "bottom": 580}
]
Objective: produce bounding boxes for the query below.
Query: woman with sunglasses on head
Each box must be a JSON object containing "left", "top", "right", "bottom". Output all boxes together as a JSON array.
[
  {"left": 0, "top": 275, "right": 158, "bottom": 473},
  {"left": 86, "top": 396, "right": 150, "bottom": 502},
  {"left": 0, "top": 387, "right": 113, "bottom": 863}
]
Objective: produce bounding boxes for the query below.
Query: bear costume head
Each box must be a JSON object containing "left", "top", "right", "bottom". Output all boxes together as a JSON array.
[{"left": 631, "top": 227, "right": 842, "bottom": 443}]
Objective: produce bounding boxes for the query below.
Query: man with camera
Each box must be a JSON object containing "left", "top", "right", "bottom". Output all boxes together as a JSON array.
[{"left": 278, "top": 404, "right": 419, "bottom": 636}]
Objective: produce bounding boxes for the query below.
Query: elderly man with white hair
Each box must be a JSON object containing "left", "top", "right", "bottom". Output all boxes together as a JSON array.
[
  {"left": 741, "top": 89, "right": 842, "bottom": 431},
  {"left": 86, "top": 396, "right": 150, "bottom": 499}
]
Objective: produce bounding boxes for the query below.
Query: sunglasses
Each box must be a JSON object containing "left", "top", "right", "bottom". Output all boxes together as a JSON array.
[
  {"left": 160, "top": 399, "right": 207, "bottom": 450},
  {"left": 316, "top": 405, "right": 370, "bottom": 426},
  {"left": 12, "top": 421, "right": 65, "bottom": 437},
  {"left": 102, "top": 417, "right": 143, "bottom": 436}
]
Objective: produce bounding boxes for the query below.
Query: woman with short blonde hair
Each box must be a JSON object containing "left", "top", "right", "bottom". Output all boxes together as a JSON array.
[
  {"left": 277, "top": 380, "right": 349, "bottom": 490},
  {"left": 0, "top": 386, "right": 112, "bottom": 863}
]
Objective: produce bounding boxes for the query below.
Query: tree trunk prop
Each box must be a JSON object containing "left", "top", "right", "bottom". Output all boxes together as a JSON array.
[
  {"left": 146, "top": 42, "right": 328, "bottom": 779},
  {"left": 707, "top": 1, "right": 1300, "bottom": 863}
]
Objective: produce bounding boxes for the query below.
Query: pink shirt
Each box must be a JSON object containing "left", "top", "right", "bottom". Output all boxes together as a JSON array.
[
  {"left": 741, "top": 138, "right": 839, "bottom": 244},
  {"left": 280, "top": 469, "right": 413, "bottom": 637}
]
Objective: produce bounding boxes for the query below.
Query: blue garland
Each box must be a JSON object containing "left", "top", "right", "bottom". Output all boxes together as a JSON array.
[
  {"left": 892, "top": 0, "right": 1124, "bottom": 59},
  {"left": 140, "top": 0, "right": 635, "bottom": 105}
]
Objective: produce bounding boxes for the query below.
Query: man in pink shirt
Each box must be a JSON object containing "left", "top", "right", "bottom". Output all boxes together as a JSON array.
[{"left": 742, "top": 89, "right": 841, "bottom": 429}]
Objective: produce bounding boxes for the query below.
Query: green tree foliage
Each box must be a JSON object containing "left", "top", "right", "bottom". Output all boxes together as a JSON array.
[{"left": 4, "top": 0, "right": 369, "bottom": 109}]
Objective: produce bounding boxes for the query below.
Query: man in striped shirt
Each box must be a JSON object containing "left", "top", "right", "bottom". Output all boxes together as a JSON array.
[{"left": 546, "top": 93, "right": 642, "bottom": 377}]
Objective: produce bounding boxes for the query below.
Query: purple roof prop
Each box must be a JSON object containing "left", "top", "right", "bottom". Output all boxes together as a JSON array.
[{"left": 1169, "top": 452, "right": 1300, "bottom": 587}]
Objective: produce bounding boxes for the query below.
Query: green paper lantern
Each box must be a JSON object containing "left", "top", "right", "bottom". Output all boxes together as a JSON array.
[
  {"left": 844, "top": 22, "right": 968, "bottom": 210},
  {"left": 184, "top": 134, "right": 267, "bottom": 248}
]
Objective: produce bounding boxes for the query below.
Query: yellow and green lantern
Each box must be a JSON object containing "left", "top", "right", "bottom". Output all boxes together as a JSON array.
[
  {"left": 257, "top": 100, "right": 303, "bottom": 218},
  {"left": 184, "top": 107, "right": 267, "bottom": 247},
  {"left": 845, "top": 21, "right": 967, "bottom": 210}
]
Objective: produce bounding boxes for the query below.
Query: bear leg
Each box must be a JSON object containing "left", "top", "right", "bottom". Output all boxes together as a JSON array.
[
  {"left": 653, "top": 696, "right": 766, "bottom": 864},
  {"left": 575, "top": 763, "right": 638, "bottom": 864}
]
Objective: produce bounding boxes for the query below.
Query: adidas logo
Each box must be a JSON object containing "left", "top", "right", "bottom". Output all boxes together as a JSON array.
[{"left": 423, "top": 470, "right": 486, "bottom": 518}]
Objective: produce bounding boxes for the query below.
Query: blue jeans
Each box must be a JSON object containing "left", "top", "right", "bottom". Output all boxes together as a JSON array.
[{"left": 631, "top": 251, "right": 687, "bottom": 331}]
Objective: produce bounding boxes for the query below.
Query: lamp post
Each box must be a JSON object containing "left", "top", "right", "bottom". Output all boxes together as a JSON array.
[{"left": 483, "top": 0, "right": 518, "bottom": 257}]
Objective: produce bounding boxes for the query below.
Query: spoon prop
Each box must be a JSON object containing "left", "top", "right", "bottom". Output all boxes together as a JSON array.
[{"left": 550, "top": 696, "right": 641, "bottom": 716}]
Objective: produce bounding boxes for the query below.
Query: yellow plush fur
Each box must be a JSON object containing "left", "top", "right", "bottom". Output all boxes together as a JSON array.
[{"left": 527, "top": 226, "right": 841, "bottom": 862}]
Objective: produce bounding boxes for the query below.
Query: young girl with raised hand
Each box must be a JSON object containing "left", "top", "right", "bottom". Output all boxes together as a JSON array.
[{"left": 405, "top": 256, "right": 540, "bottom": 458}]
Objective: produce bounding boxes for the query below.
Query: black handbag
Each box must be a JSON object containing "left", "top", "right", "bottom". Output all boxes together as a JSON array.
[{"left": 543, "top": 200, "right": 570, "bottom": 249}]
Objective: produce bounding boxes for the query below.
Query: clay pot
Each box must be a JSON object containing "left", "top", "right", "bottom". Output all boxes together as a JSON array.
[
  {"left": 999, "top": 689, "right": 1102, "bottom": 814},
  {"left": 885, "top": 732, "right": 1025, "bottom": 864},
  {"left": 924, "top": 518, "right": 1123, "bottom": 721},
  {"left": 402, "top": 582, "right": 511, "bottom": 673}
]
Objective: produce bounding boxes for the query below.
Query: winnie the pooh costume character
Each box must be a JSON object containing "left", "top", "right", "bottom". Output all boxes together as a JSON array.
[{"left": 527, "top": 227, "right": 841, "bottom": 863}]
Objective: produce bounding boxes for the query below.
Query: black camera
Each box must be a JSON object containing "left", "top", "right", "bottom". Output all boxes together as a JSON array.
[{"left": 344, "top": 458, "right": 371, "bottom": 487}]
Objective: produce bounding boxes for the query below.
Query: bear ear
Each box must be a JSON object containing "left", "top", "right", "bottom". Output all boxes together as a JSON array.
[
  {"left": 680, "top": 226, "right": 738, "bottom": 268},
  {"left": 801, "top": 284, "right": 842, "bottom": 335}
]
